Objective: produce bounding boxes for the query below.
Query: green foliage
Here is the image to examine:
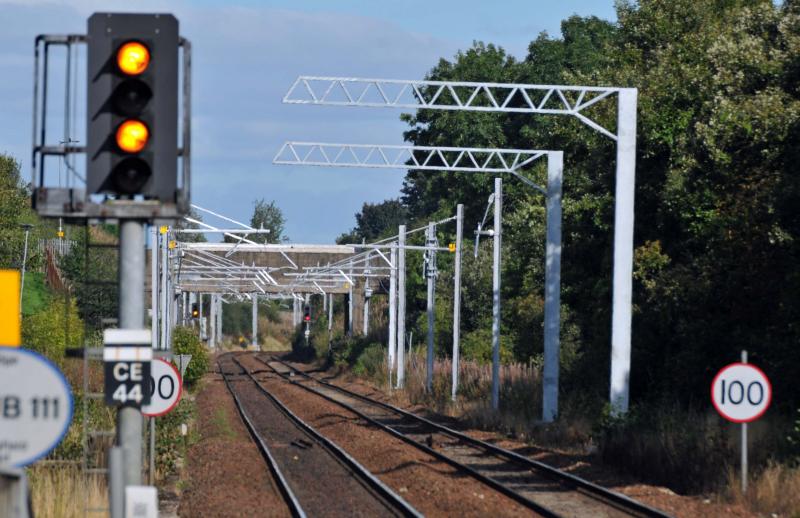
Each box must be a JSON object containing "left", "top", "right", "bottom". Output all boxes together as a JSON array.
[
  {"left": 225, "top": 198, "right": 286, "bottom": 243},
  {"left": 337, "top": 199, "right": 408, "bottom": 244},
  {"left": 327, "top": 1, "right": 800, "bottom": 416},
  {"left": 0, "top": 154, "right": 53, "bottom": 272},
  {"left": 22, "top": 297, "right": 83, "bottom": 361},
  {"left": 21, "top": 272, "right": 51, "bottom": 316},
  {"left": 460, "top": 327, "right": 514, "bottom": 364},
  {"left": 58, "top": 226, "right": 119, "bottom": 330},
  {"left": 171, "top": 326, "right": 209, "bottom": 387},
  {"left": 155, "top": 397, "right": 195, "bottom": 478},
  {"left": 352, "top": 343, "right": 387, "bottom": 383}
]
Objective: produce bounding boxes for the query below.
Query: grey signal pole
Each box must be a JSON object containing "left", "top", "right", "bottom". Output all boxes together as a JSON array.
[
  {"left": 491, "top": 178, "right": 502, "bottom": 410},
  {"left": 388, "top": 246, "right": 398, "bottom": 375},
  {"left": 118, "top": 220, "right": 145, "bottom": 487},
  {"left": 451, "top": 204, "right": 463, "bottom": 401},
  {"left": 426, "top": 222, "right": 436, "bottom": 392},
  {"left": 396, "top": 225, "right": 407, "bottom": 388}
]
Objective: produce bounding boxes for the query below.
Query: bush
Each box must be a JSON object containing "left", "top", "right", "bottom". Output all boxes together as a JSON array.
[
  {"left": 22, "top": 297, "right": 83, "bottom": 362},
  {"left": 352, "top": 343, "right": 387, "bottom": 383},
  {"left": 171, "top": 326, "right": 209, "bottom": 387}
]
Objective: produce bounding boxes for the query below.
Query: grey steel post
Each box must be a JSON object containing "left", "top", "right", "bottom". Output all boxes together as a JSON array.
[
  {"left": 426, "top": 222, "right": 436, "bottom": 393},
  {"left": 363, "top": 291, "right": 370, "bottom": 335},
  {"left": 542, "top": 152, "right": 563, "bottom": 422},
  {"left": 741, "top": 349, "right": 748, "bottom": 494},
  {"left": 348, "top": 264, "right": 354, "bottom": 335},
  {"left": 610, "top": 88, "right": 638, "bottom": 415},
  {"left": 327, "top": 293, "right": 333, "bottom": 352},
  {"left": 491, "top": 178, "right": 502, "bottom": 410},
  {"left": 198, "top": 293, "right": 203, "bottom": 339},
  {"left": 396, "top": 225, "right": 407, "bottom": 388},
  {"left": 160, "top": 227, "right": 168, "bottom": 351},
  {"left": 388, "top": 246, "right": 398, "bottom": 373},
  {"left": 451, "top": 204, "right": 463, "bottom": 401},
  {"left": 118, "top": 220, "right": 145, "bottom": 488},
  {"left": 150, "top": 227, "right": 158, "bottom": 349},
  {"left": 209, "top": 294, "right": 216, "bottom": 349},
  {"left": 252, "top": 294, "right": 258, "bottom": 350},
  {"left": 109, "top": 446, "right": 124, "bottom": 518},
  {"left": 148, "top": 418, "right": 155, "bottom": 485},
  {"left": 323, "top": 291, "right": 327, "bottom": 311},
  {"left": 216, "top": 295, "right": 223, "bottom": 344}
]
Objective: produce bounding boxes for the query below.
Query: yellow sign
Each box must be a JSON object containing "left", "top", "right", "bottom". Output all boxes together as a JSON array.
[
  {"left": 448, "top": 243, "right": 456, "bottom": 253},
  {"left": 159, "top": 226, "right": 168, "bottom": 235},
  {"left": 56, "top": 230, "right": 65, "bottom": 239},
  {"left": 343, "top": 283, "right": 350, "bottom": 290},
  {"left": 168, "top": 240, "right": 177, "bottom": 250},
  {"left": 0, "top": 270, "right": 21, "bottom": 347}
]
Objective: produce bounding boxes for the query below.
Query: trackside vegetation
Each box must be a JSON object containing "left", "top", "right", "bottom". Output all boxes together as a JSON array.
[{"left": 327, "top": 0, "right": 800, "bottom": 510}]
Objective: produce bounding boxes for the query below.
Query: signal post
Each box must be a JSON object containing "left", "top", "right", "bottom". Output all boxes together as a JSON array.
[{"left": 32, "top": 12, "right": 191, "bottom": 517}]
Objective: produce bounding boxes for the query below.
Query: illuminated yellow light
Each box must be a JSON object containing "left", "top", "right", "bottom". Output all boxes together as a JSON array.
[
  {"left": 159, "top": 226, "right": 168, "bottom": 235},
  {"left": 116, "top": 120, "right": 149, "bottom": 153},
  {"left": 168, "top": 240, "right": 176, "bottom": 250},
  {"left": 117, "top": 41, "right": 150, "bottom": 76}
]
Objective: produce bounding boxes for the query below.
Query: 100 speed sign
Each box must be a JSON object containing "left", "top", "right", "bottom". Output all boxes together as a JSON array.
[{"left": 711, "top": 363, "right": 772, "bottom": 423}]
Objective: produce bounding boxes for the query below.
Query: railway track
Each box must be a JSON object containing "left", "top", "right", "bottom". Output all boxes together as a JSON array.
[
  {"left": 255, "top": 354, "right": 672, "bottom": 518},
  {"left": 217, "top": 353, "right": 422, "bottom": 518}
]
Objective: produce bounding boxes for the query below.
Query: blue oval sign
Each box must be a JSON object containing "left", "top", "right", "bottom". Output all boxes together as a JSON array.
[{"left": 0, "top": 348, "right": 74, "bottom": 467}]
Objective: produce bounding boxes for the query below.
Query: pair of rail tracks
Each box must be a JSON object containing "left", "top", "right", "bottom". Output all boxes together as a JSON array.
[
  {"left": 250, "top": 354, "right": 672, "bottom": 518},
  {"left": 217, "top": 353, "right": 422, "bottom": 518}
]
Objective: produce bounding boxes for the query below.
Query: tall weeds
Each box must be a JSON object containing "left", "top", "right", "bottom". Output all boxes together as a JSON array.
[{"left": 28, "top": 466, "right": 107, "bottom": 518}]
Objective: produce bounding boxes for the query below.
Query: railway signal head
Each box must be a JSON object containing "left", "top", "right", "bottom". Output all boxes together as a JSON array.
[
  {"left": 191, "top": 303, "right": 199, "bottom": 319},
  {"left": 86, "top": 13, "right": 179, "bottom": 201},
  {"left": 303, "top": 305, "right": 311, "bottom": 322}
]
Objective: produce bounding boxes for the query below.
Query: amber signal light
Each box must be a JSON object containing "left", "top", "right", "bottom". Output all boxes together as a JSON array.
[
  {"left": 117, "top": 41, "right": 150, "bottom": 76},
  {"left": 115, "top": 120, "right": 149, "bottom": 153}
]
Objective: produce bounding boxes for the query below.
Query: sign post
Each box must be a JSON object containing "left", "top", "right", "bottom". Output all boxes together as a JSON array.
[{"left": 711, "top": 350, "right": 772, "bottom": 494}]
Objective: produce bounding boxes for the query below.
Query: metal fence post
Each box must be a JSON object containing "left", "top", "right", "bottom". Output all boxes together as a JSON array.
[
  {"left": 543, "top": 152, "right": 563, "bottom": 422},
  {"left": 396, "top": 225, "right": 407, "bottom": 388},
  {"left": 492, "top": 178, "right": 502, "bottom": 410}
]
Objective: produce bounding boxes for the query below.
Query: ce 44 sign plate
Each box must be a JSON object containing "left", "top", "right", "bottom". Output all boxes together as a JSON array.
[{"left": 104, "top": 329, "right": 152, "bottom": 407}]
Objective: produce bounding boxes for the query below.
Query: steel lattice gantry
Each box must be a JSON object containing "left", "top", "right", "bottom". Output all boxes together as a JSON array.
[
  {"left": 283, "top": 75, "right": 637, "bottom": 418},
  {"left": 275, "top": 141, "right": 562, "bottom": 418}
]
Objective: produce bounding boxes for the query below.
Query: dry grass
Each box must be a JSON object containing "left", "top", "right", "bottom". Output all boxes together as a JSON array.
[
  {"left": 382, "top": 350, "right": 594, "bottom": 448},
  {"left": 27, "top": 465, "right": 107, "bottom": 518},
  {"left": 727, "top": 461, "right": 800, "bottom": 517}
]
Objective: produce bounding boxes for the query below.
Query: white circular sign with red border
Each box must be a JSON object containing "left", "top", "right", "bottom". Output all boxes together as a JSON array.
[
  {"left": 711, "top": 363, "right": 771, "bottom": 423},
  {"left": 141, "top": 359, "right": 182, "bottom": 417}
]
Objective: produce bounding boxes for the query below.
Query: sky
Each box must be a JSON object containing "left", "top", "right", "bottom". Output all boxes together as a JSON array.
[{"left": 0, "top": 0, "right": 617, "bottom": 243}]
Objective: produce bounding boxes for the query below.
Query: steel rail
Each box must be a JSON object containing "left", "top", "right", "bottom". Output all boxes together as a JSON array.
[
  {"left": 229, "top": 355, "right": 422, "bottom": 518},
  {"left": 259, "top": 357, "right": 562, "bottom": 517},
  {"left": 264, "top": 356, "right": 672, "bottom": 518},
  {"left": 217, "top": 360, "right": 306, "bottom": 518}
]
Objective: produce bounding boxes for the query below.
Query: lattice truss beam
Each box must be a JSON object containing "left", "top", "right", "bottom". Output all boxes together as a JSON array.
[
  {"left": 284, "top": 76, "right": 620, "bottom": 140},
  {"left": 274, "top": 142, "right": 546, "bottom": 174}
]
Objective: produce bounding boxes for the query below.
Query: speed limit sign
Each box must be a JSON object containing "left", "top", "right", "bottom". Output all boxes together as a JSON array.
[
  {"left": 141, "top": 359, "right": 182, "bottom": 417},
  {"left": 711, "top": 362, "right": 771, "bottom": 423}
]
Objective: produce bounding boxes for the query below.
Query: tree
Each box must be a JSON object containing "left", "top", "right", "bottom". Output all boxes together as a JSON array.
[
  {"left": 225, "top": 199, "right": 287, "bottom": 244},
  {"left": 337, "top": 199, "right": 408, "bottom": 244}
]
